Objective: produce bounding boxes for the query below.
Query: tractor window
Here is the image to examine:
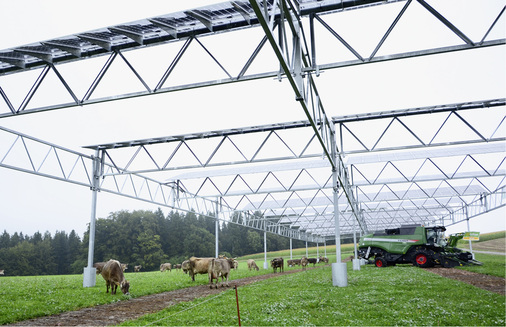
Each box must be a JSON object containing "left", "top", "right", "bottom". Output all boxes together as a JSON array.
[
  {"left": 435, "top": 229, "right": 447, "bottom": 246},
  {"left": 426, "top": 229, "right": 437, "bottom": 244}
]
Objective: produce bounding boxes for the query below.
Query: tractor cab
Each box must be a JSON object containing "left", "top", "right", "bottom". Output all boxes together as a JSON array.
[{"left": 425, "top": 226, "right": 447, "bottom": 247}]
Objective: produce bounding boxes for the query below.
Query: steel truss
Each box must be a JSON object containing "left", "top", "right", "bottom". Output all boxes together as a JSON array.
[
  {"left": 2, "top": 99, "right": 504, "bottom": 241},
  {"left": 0, "top": 0, "right": 505, "bottom": 242}
]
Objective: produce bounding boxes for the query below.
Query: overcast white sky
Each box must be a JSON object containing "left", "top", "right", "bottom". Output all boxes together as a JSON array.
[{"left": 0, "top": 0, "right": 505, "bottom": 239}]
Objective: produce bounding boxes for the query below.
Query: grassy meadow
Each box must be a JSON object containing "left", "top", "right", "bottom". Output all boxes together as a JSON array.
[{"left": 0, "top": 239, "right": 504, "bottom": 326}]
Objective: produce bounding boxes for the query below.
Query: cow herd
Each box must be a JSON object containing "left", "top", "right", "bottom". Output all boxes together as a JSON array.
[{"left": 94, "top": 254, "right": 330, "bottom": 294}]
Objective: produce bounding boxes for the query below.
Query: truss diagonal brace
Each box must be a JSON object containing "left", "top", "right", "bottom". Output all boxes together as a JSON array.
[
  {"left": 248, "top": 0, "right": 366, "bottom": 234},
  {"left": 248, "top": 0, "right": 334, "bottom": 166}
]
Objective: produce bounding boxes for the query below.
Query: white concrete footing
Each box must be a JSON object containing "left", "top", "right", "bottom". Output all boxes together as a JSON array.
[
  {"left": 352, "top": 259, "right": 361, "bottom": 271},
  {"left": 332, "top": 262, "right": 348, "bottom": 287},
  {"left": 83, "top": 267, "right": 96, "bottom": 287}
]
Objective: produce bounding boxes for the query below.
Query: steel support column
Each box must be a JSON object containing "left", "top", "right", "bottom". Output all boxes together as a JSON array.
[{"left": 83, "top": 149, "right": 101, "bottom": 287}]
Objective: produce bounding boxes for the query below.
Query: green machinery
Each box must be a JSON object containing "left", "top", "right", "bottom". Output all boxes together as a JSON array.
[{"left": 358, "top": 225, "right": 482, "bottom": 268}]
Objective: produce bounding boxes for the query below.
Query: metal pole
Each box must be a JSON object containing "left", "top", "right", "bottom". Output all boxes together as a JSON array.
[
  {"left": 290, "top": 238, "right": 293, "bottom": 259},
  {"left": 333, "top": 172, "right": 342, "bottom": 262},
  {"left": 466, "top": 215, "right": 474, "bottom": 259},
  {"left": 215, "top": 199, "right": 219, "bottom": 258},
  {"left": 331, "top": 134, "right": 347, "bottom": 287},
  {"left": 83, "top": 149, "right": 100, "bottom": 287},
  {"left": 263, "top": 231, "right": 268, "bottom": 269},
  {"left": 352, "top": 213, "right": 360, "bottom": 271}
]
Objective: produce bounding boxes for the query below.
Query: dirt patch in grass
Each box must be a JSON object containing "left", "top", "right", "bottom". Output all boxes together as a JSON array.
[
  {"left": 428, "top": 267, "right": 505, "bottom": 296},
  {"left": 9, "top": 265, "right": 505, "bottom": 326}
]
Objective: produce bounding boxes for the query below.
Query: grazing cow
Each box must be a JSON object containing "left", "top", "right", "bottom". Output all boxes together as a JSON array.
[
  {"left": 188, "top": 257, "right": 213, "bottom": 281},
  {"left": 134, "top": 265, "right": 142, "bottom": 272},
  {"left": 160, "top": 263, "right": 172, "bottom": 272},
  {"left": 307, "top": 258, "right": 317, "bottom": 266},
  {"left": 174, "top": 263, "right": 182, "bottom": 270},
  {"left": 100, "top": 259, "right": 130, "bottom": 295},
  {"left": 233, "top": 259, "right": 239, "bottom": 270},
  {"left": 181, "top": 260, "right": 190, "bottom": 274},
  {"left": 287, "top": 259, "right": 301, "bottom": 267},
  {"left": 209, "top": 257, "right": 234, "bottom": 289},
  {"left": 93, "top": 262, "right": 106, "bottom": 274},
  {"left": 343, "top": 255, "right": 354, "bottom": 262},
  {"left": 247, "top": 259, "right": 259, "bottom": 271},
  {"left": 0, "top": 269, "right": 4, "bottom": 275},
  {"left": 121, "top": 263, "right": 128, "bottom": 272},
  {"left": 319, "top": 256, "right": 329, "bottom": 263},
  {"left": 301, "top": 257, "right": 309, "bottom": 270},
  {"left": 270, "top": 257, "right": 284, "bottom": 273}
]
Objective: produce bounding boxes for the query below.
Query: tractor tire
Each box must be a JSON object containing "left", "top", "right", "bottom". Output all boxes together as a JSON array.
[
  {"left": 413, "top": 249, "right": 434, "bottom": 268},
  {"left": 375, "top": 257, "right": 387, "bottom": 268}
]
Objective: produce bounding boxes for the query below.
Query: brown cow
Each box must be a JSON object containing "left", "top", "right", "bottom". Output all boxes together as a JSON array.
[
  {"left": 319, "top": 255, "right": 329, "bottom": 263},
  {"left": 134, "top": 265, "right": 142, "bottom": 272},
  {"left": 209, "top": 257, "right": 234, "bottom": 289},
  {"left": 174, "top": 263, "right": 182, "bottom": 270},
  {"left": 93, "top": 262, "right": 106, "bottom": 274},
  {"left": 188, "top": 257, "right": 213, "bottom": 281},
  {"left": 247, "top": 259, "right": 259, "bottom": 271},
  {"left": 270, "top": 257, "right": 284, "bottom": 273},
  {"left": 181, "top": 260, "right": 190, "bottom": 274},
  {"left": 100, "top": 259, "right": 130, "bottom": 295},
  {"left": 301, "top": 257, "right": 309, "bottom": 270},
  {"left": 121, "top": 263, "right": 128, "bottom": 272},
  {"left": 287, "top": 259, "right": 301, "bottom": 267},
  {"left": 160, "top": 263, "right": 172, "bottom": 272},
  {"left": 342, "top": 255, "right": 354, "bottom": 262}
]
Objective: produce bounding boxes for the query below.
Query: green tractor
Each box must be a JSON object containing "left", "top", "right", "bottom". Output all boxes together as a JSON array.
[{"left": 358, "top": 225, "right": 482, "bottom": 268}]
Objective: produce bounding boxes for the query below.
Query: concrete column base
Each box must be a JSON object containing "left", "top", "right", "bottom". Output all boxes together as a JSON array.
[
  {"left": 263, "top": 261, "right": 269, "bottom": 270},
  {"left": 352, "top": 259, "right": 361, "bottom": 271},
  {"left": 83, "top": 267, "right": 96, "bottom": 287},
  {"left": 332, "top": 262, "right": 348, "bottom": 287}
]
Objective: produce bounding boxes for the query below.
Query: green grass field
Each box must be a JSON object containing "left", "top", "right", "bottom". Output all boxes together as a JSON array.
[
  {"left": 121, "top": 263, "right": 505, "bottom": 326},
  {"left": 0, "top": 241, "right": 504, "bottom": 325}
]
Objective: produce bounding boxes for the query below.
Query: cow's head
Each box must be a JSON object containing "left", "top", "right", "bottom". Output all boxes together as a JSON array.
[{"left": 120, "top": 280, "right": 130, "bottom": 295}]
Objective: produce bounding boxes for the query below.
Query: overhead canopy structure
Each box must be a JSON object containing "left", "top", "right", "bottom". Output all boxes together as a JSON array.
[{"left": 0, "top": 0, "right": 505, "bottom": 245}]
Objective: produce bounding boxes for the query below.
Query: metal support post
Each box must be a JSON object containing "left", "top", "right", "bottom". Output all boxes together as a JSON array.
[
  {"left": 352, "top": 214, "right": 360, "bottom": 270},
  {"left": 263, "top": 231, "right": 268, "bottom": 269},
  {"left": 83, "top": 149, "right": 101, "bottom": 287},
  {"left": 290, "top": 238, "right": 293, "bottom": 259},
  {"left": 466, "top": 214, "right": 474, "bottom": 259},
  {"left": 331, "top": 135, "right": 347, "bottom": 287},
  {"left": 215, "top": 199, "right": 220, "bottom": 258}
]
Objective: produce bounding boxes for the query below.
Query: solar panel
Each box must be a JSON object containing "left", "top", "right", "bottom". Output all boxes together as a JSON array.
[{"left": 0, "top": 0, "right": 391, "bottom": 75}]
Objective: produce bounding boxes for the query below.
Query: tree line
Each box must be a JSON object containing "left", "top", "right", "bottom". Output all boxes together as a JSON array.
[{"left": 0, "top": 208, "right": 310, "bottom": 276}]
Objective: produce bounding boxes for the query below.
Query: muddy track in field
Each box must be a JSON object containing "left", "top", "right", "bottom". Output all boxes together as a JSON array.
[
  {"left": 9, "top": 262, "right": 505, "bottom": 326},
  {"left": 9, "top": 268, "right": 309, "bottom": 326}
]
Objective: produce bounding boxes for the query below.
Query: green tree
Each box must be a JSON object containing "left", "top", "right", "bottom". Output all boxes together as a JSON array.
[
  {"left": 246, "top": 230, "right": 262, "bottom": 253},
  {"left": 0, "top": 230, "right": 10, "bottom": 249},
  {"left": 183, "top": 225, "right": 215, "bottom": 257}
]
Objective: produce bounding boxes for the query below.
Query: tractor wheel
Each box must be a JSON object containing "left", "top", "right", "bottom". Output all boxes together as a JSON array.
[
  {"left": 413, "top": 249, "right": 434, "bottom": 268},
  {"left": 375, "top": 257, "right": 387, "bottom": 268}
]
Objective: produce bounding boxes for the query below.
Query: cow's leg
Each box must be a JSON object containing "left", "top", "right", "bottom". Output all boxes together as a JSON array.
[{"left": 106, "top": 281, "right": 110, "bottom": 293}]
